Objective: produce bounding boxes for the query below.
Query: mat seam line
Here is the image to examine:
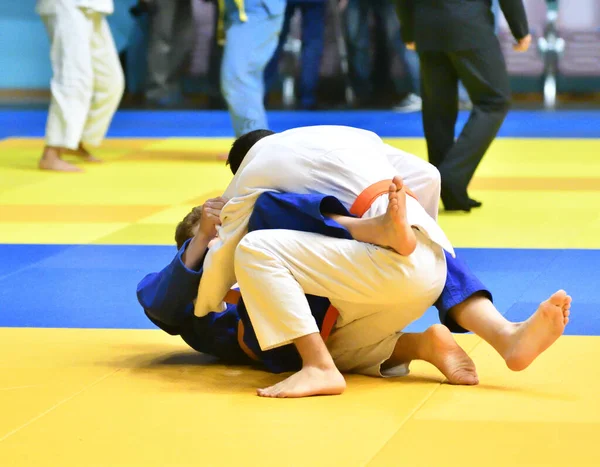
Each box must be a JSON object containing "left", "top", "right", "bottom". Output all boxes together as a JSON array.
[
  {"left": 362, "top": 250, "right": 568, "bottom": 467},
  {"left": 362, "top": 383, "right": 445, "bottom": 467},
  {"left": 363, "top": 336, "right": 486, "bottom": 467},
  {"left": 0, "top": 245, "right": 76, "bottom": 282},
  {"left": 0, "top": 368, "right": 121, "bottom": 443}
]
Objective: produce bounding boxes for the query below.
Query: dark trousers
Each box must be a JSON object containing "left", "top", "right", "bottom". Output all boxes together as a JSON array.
[
  {"left": 344, "top": 0, "right": 420, "bottom": 100},
  {"left": 264, "top": 1, "right": 326, "bottom": 109},
  {"left": 419, "top": 40, "right": 510, "bottom": 210},
  {"left": 145, "top": 0, "right": 194, "bottom": 103}
]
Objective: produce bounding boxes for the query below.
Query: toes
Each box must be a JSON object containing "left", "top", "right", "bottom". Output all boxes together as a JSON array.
[
  {"left": 392, "top": 176, "right": 404, "bottom": 190},
  {"left": 548, "top": 290, "right": 567, "bottom": 307},
  {"left": 257, "top": 385, "right": 278, "bottom": 397}
]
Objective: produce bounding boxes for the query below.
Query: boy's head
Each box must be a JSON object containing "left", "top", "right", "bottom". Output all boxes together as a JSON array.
[
  {"left": 174, "top": 205, "right": 203, "bottom": 249},
  {"left": 226, "top": 129, "right": 275, "bottom": 174}
]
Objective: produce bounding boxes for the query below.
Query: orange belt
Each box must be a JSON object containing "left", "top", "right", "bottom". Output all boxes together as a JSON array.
[
  {"left": 223, "top": 289, "right": 260, "bottom": 362},
  {"left": 229, "top": 180, "right": 418, "bottom": 360}
]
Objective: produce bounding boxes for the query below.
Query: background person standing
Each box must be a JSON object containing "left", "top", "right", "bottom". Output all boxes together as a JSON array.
[{"left": 396, "top": 0, "right": 531, "bottom": 212}]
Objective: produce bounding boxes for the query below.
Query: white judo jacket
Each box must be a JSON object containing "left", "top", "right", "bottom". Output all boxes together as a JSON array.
[
  {"left": 194, "top": 125, "right": 455, "bottom": 317},
  {"left": 36, "top": 0, "right": 114, "bottom": 15}
]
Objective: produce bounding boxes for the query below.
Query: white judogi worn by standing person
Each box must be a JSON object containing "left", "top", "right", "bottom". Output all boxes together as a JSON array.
[
  {"left": 36, "top": 0, "right": 125, "bottom": 172},
  {"left": 194, "top": 125, "right": 458, "bottom": 396}
]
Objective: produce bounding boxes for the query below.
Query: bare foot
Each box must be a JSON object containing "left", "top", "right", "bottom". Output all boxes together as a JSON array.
[
  {"left": 504, "top": 290, "right": 571, "bottom": 371},
  {"left": 39, "top": 147, "right": 83, "bottom": 173},
  {"left": 371, "top": 176, "right": 417, "bottom": 256},
  {"left": 65, "top": 143, "right": 102, "bottom": 163},
  {"left": 257, "top": 366, "right": 346, "bottom": 398},
  {"left": 422, "top": 324, "right": 479, "bottom": 385}
]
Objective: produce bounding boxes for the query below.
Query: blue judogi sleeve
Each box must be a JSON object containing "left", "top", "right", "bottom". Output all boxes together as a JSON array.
[
  {"left": 136, "top": 239, "right": 251, "bottom": 364},
  {"left": 248, "top": 192, "right": 353, "bottom": 240}
]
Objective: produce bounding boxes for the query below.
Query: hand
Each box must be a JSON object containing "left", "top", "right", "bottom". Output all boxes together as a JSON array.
[
  {"left": 513, "top": 34, "right": 532, "bottom": 52},
  {"left": 198, "top": 197, "right": 229, "bottom": 238},
  {"left": 405, "top": 42, "right": 416, "bottom": 51}
]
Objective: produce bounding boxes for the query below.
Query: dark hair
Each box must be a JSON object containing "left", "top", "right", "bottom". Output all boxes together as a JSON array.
[
  {"left": 174, "top": 206, "right": 203, "bottom": 250},
  {"left": 226, "top": 129, "right": 274, "bottom": 174}
]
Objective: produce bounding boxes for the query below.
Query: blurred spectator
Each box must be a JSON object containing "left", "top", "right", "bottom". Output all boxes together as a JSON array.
[
  {"left": 36, "top": 0, "right": 124, "bottom": 172},
  {"left": 342, "top": 0, "right": 421, "bottom": 111},
  {"left": 397, "top": 0, "right": 531, "bottom": 212},
  {"left": 264, "top": 0, "right": 327, "bottom": 110},
  {"left": 140, "top": 0, "right": 194, "bottom": 107},
  {"left": 220, "top": 0, "right": 286, "bottom": 136}
]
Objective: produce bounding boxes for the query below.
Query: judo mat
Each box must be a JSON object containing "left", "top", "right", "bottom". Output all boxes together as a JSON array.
[{"left": 0, "top": 110, "right": 599, "bottom": 466}]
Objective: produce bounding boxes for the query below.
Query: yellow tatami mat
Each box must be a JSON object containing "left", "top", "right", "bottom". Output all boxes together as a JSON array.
[
  {"left": 1, "top": 329, "right": 598, "bottom": 466},
  {"left": 1, "top": 133, "right": 600, "bottom": 466},
  {"left": 0, "top": 137, "right": 599, "bottom": 248}
]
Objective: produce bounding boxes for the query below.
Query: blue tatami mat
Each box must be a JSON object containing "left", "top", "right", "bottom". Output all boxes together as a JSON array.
[
  {"left": 2, "top": 109, "right": 600, "bottom": 139},
  {"left": 0, "top": 244, "right": 597, "bottom": 335}
]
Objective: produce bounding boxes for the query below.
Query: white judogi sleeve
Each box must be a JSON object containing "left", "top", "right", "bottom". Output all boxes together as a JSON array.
[{"left": 194, "top": 126, "right": 455, "bottom": 317}]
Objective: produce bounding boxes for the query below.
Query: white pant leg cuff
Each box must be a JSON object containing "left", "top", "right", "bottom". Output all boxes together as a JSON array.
[{"left": 258, "top": 327, "right": 321, "bottom": 352}]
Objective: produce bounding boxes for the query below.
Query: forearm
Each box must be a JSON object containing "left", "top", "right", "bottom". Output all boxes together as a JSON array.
[
  {"left": 499, "top": 0, "right": 529, "bottom": 40},
  {"left": 181, "top": 233, "right": 211, "bottom": 270},
  {"left": 396, "top": 0, "right": 415, "bottom": 44},
  {"left": 137, "top": 239, "right": 205, "bottom": 328}
]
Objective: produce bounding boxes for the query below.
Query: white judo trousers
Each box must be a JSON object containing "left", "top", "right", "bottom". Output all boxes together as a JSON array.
[
  {"left": 37, "top": 0, "right": 124, "bottom": 150},
  {"left": 235, "top": 228, "right": 446, "bottom": 376},
  {"left": 195, "top": 126, "right": 454, "bottom": 375}
]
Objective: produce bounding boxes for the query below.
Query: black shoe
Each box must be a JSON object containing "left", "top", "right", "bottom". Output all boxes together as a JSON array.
[
  {"left": 441, "top": 187, "right": 471, "bottom": 212},
  {"left": 444, "top": 204, "right": 471, "bottom": 212},
  {"left": 468, "top": 198, "right": 482, "bottom": 208}
]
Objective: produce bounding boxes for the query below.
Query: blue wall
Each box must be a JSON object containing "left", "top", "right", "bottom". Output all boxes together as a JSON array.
[{"left": 0, "top": 0, "right": 136, "bottom": 90}]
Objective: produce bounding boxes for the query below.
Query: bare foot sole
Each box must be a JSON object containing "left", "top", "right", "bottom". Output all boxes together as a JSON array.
[
  {"left": 504, "top": 290, "right": 571, "bottom": 371},
  {"left": 257, "top": 366, "right": 346, "bottom": 398},
  {"left": 39, "top": 157, "right": 83, "bottom": 173},
  {"left": 369, "top": 175, "right": 417, "bottom": 256},
  {"left": 423, "top": 324, "right": 479, "bottom": 385}
]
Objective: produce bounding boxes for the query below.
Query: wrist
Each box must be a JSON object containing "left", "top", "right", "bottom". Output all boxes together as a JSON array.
[{"left": 182, "top": 234, "right": 211, "bottom": 269}]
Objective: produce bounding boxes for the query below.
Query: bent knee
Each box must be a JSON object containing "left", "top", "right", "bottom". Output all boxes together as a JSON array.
[
  {"left": 105, "top": 66, "right": 125, "bottom": 103},
  {"left": 475, "top": 93, "right": 511, "bottom": 115}
]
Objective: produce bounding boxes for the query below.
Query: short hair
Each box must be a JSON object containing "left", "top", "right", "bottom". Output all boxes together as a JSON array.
[
  {"left": 226, "top": 129, "right": 274, "bottom": 174},
  {"left": 174, "top": 206, "right": 203, "bottom": 250}
]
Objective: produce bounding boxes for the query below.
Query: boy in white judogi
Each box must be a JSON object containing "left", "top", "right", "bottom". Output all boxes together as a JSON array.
[{"left": 36, "top": 0, "right": 124, "bottom": 172}]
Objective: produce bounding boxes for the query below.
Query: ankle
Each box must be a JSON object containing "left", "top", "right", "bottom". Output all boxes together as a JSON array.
[
  {"left": 42, "top": 146, "right": 62, "bottom": 160},
  {"left": 491, "top": 322, "right": 519, "bottom": 356},
  {"left": 302, "top": 359, "right": 337, "bottom": 372}
]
